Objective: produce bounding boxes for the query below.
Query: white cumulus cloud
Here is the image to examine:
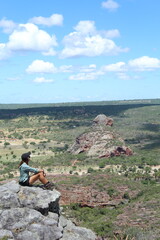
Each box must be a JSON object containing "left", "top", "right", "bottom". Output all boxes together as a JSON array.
[
  {"left": 102, "top": 62, "right": 126, "bottom": 72},
  {"left": 102, "top": 0, "right": 119, "bottom": 11},
  {"left": 7, "top": 23, "right": 57, "bottom": 52},
  {"left": 69, "top": 56, "right": 160, "bottom": 81},
  {"left": 61, "top": 34, "right": 127, "bottom": 58},
  {"left": 128, "top": 56, "right": 160, "bottom": 71},
  {"left": 0, "top": 18, "right": 17, "bottom": 33},
  {"left": 69, "top": 69, "right": 103, "bottom": 81},
  {"left": 0, "top": 43, "right": 11, "bottom": 60},
  {"left": 74, "top": 21, "right": 96, "bottom": 34},
  {"left": 42, "top": 48, "right": 57, "bottom": 56},
  {"left": 60, "top": 21, "right": 128, "bottom": 58},
  {"left": 29, "top": 14, "right": 63, "bottom": 26},
  {"left": 26, "top": 60, "right": 57, "bottom": 73},
  {"left": 79, "top": 64, "right": 97, "bottom": 72},
  {"left": 33, "top": 77, "right": 54, "bottom": 83}
]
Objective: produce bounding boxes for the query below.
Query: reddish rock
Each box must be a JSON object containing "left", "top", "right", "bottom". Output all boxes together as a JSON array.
[{"left": 99, "top": 146, "right": 133, "bottom": 158}]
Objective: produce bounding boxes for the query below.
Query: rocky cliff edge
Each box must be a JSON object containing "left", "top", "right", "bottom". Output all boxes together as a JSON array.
[{"left": 0, "top": 180, "right": 97, "bottom": 240}]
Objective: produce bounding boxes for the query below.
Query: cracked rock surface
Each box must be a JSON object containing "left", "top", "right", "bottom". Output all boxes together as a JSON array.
[{"left": 0, "top": 181, "right": 97, "bottom": 240}]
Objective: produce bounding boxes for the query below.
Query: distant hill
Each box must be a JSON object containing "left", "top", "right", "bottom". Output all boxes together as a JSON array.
[
  {"left": 0, "top": 98, "right": 160, "bottom": 109},
  {"left": 0, "top": 99, "right": 160, "bottom": 121}
]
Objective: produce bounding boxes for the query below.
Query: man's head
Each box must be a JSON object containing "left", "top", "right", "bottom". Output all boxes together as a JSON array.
[{"left": 21, "top": 152, "right": 31, "bottom": 161}]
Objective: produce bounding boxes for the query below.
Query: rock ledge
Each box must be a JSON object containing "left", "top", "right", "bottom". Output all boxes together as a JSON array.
[{"left": 0, "top": 181, "right": 96, "bottom": 240}]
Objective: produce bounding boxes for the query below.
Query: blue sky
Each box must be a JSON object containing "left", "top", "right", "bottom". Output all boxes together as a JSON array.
[{"left": 0, "top": 0, "right": 160, "bottom": 103}]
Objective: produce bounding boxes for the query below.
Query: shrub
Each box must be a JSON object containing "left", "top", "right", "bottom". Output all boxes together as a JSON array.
[
  {"left": 8, "top": 173, "right": 14, "bottom": 178},
  {"left": 87, "top": 167, "right": 94, "bottom": 173},
  {"left": 123, "top": 192, "right": 130, "bottom": 200},
  {"left": 4, "top": 142, "right": 10, "bottom": 147},
  {"left": 107, "top": 188, "right": 117, "bottom": 197},
  {"left": 99, "top": 161, "right": 106, "bottom": 168}
]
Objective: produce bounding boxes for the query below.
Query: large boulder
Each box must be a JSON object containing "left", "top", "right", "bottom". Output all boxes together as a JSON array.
[
  {"left": 18, "top": 186, "right": 60, "bottom": 215},
  {"left": 0, "top": 208, "right": 62, "bottom": 240},
  {"left": 0, "top": 181, "right": 97, "bottom": 240},
  {"left": 60, "top": 218, "right": 97, "bottom": 240},
  {"left": 93, "top": 114, "right": 113, "bottom": 126}
]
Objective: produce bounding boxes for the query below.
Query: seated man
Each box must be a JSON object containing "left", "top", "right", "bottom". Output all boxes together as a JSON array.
[{"left": 18, "top": 152, "right": 54, "bottom": 190}]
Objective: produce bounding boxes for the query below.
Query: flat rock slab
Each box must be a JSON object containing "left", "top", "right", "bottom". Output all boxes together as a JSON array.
[{"left": 18, "top": 186, "right": 60, "bottom": 215}]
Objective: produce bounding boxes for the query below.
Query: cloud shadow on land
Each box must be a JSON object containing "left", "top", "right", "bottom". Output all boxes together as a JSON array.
[
  {"left": 140, "top": 123, "right": 160, "bottom": 132},
  {"left": 140, "top": 134, "right": 160, "bottom": 150},
  {"left": 0, "top": 103, "right": 159, "bottom": 120}
]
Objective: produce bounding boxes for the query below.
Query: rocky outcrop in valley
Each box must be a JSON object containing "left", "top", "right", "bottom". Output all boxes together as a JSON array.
[{"left": 69, "top": 114, "right": 132, "bottom": 158}]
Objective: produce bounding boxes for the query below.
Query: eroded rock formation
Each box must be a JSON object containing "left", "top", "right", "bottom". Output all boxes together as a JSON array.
[
  {"left": 69, "top": 114, "right": 132, "bottom": 158},
  {"left": 0, "top": 181, "right": 96, "bottom": 240}
]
